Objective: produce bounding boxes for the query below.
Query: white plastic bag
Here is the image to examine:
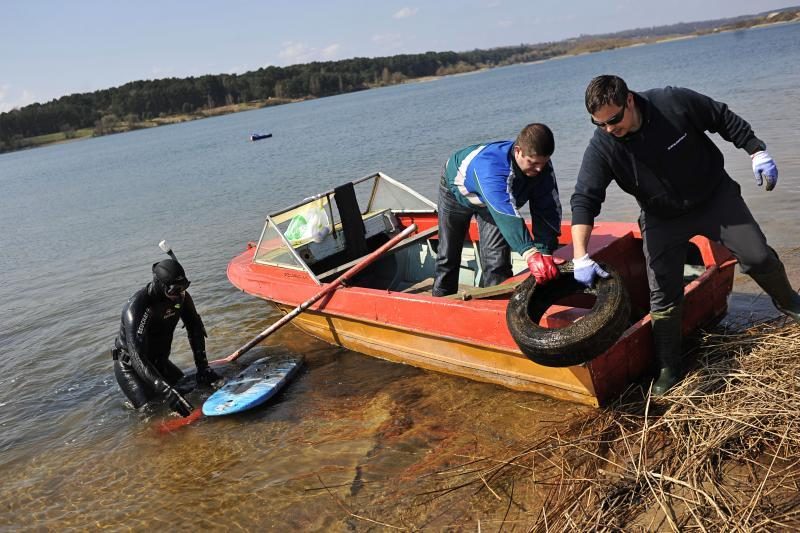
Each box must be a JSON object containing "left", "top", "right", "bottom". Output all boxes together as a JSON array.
[{"left": 285, "top": 201, "right": 330, "bottom": 244}]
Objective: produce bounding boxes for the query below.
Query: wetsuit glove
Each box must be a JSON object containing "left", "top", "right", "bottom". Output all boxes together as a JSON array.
[
  {"left": 523, "top": 249, "right": 559, "bottom": 285},
  {"left": 751, "top": 151, "right": 778, "bottom": 191},
  {"left": 196, "top": 365, "right": 221, "bottom": 387},
  {"left": 164, "top": 386, "right": 194, "bottom": 417},
  {"left": 573, "top": 254, "right": 610, "bottom": 287}
]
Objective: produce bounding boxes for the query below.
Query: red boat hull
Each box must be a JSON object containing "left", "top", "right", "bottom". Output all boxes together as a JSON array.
[{"left": 228, "top": 214, "right": 736, "bottom": 406}]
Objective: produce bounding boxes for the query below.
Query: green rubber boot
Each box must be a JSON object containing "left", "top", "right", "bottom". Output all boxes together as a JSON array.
[
  {"left": 749, "top": 264, "right": 800, "bottom": 325},
  {"left": 650, "top": 305, "right": 683, "bottom": 396}
]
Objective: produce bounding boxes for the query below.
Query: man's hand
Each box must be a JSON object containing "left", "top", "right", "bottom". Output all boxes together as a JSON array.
[
  {"left": 573, "top": 254, "right": 610, "bottom": 287},
  {"left": 164, "top": 386, "right": 194, "bottom": 417},
  {"left": 752, "top": 151, "right": 778, "bottom": 191},
  {"left": 525, "top": 250, "right": 559, "bottom": 285},
  {"left": 196, "top": 366, "right": 221, "bottom": 388}
]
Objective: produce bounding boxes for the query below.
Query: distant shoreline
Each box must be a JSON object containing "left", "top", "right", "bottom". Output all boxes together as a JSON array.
[
  {"left": 399, "top": 19, "right": 795, "bottom": 87},
  {"left": 6, "top": 17, "right": 798, "bottom": 154},
  {"left": 390, "top": 17, "right": 800, "bottom": 92}
]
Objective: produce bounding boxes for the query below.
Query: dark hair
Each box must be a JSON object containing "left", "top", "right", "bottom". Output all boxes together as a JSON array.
[
  {"left": 585, "top": 75, "right": 629, "bottom": 114},
  {"left": 515, "top": 123, "right": 554, "bottom": 157}
]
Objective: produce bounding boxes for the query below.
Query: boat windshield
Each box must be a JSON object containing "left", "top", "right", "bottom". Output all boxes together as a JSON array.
[{"left": 253, "top": 172, "right": 435, "bottom": 281}]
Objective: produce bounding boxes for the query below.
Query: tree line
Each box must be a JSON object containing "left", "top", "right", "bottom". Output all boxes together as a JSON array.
[
  {"left": 0, "top": 43, "right": 575, "bottom": 152},
  {"left": 1, "top": 7, "right": 796, "bottom": 153}
]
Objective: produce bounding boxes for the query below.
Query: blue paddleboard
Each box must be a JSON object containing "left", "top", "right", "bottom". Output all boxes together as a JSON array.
[{"left": 202, "top": 355, "right": 303, "bottom": 416}]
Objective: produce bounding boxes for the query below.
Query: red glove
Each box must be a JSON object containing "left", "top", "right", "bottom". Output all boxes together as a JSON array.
[{"left": 526, "top": 251, "right": 559, "bottom": 285}]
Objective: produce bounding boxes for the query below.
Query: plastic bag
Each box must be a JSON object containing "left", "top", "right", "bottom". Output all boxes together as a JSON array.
[{"left": 285, "top": 202, "right": 330, "bottom": 244}]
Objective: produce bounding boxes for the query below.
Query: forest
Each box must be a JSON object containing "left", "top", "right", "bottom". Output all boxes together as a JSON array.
[{"left": 1, "top": 7, "right": 797, "bottom": 153}]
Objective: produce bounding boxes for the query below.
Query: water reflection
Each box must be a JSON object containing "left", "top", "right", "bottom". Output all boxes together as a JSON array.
[{"left": 5, "top": 322, "right": 598, "bottom": 529}]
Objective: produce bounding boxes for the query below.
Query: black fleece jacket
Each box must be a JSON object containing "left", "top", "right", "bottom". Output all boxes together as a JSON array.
[{"left": 571, "top": 87, "right": 766, "bottom": 224}]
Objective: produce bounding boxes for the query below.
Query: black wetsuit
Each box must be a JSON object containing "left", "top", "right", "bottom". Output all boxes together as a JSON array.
[
  {"left": 571, "top": 87, "right": 779, "bottom": 311},
  {"left": 113, "top": 282, "right": 207, "bottom": 408}
]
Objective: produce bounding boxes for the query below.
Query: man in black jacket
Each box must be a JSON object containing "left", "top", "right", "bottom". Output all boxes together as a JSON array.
[
  {"left": 112, "top": 258, "right": 220, "bottom": 416},
  {"left": 570, "top": 74, "right": 799, "bottom": 395}
]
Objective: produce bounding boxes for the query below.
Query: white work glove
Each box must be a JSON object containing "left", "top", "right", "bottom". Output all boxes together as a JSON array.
[
  {"left": 751, "top": 150, "right": 778, "bottom": 191},
  {"left": 573, "top": 254, "right": 610, "bottom": 287}
]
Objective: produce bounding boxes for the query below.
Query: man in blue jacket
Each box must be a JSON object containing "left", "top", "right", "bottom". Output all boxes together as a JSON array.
[
  {"left": 570, "top": 74, "right": 799, "bottom": 395},
  {"left": 433, "top": 123, "right": 562, "bottom": 297}
]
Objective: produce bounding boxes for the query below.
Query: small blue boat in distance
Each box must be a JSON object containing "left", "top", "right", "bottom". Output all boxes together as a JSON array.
[{"left": 250, "top": 132, "right": 273, "bottom": 141}]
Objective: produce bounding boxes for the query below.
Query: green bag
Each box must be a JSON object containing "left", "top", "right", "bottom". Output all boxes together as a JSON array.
[
  {"left": 285, "top": 214, "right": 308, "bottom": 242},
  {"left": 285, "top": 204, "right": 330, "bottom": 244}
]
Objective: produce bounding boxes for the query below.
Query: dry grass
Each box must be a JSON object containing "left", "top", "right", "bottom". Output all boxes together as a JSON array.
[{"left": 426, "top": 319, "right": 800, "bottom": 531}]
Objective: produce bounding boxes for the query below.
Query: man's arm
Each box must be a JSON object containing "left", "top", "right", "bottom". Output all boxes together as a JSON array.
[
  {"left": 677, "top": 87, "right": 765, "bottom": 154},
  {"left": 476, "top": 167, "right": 561, "bottom": 284},
  {"left": 677, "top": 87, "right": 778, "bottom": 190},
  {"left": 529, "top": 165, "right": 562, "bottom": 255},
  {"left": 473, "top": 167, "right": 537, "bottom": 255},
  {"left": 570, "top": 143, "right": 613, "bottom": 287},
  {"left": 180, "top": 293, "right": 208, "bottom": 368},
  {"left": 181, "top": 293, "right": 220, "bottom": 386},
  {"left": 570, "top": 144, "right": 613, "bottom": 230},
  {"left": 571, "top": 223, "right": 593, "bottom": 260}
]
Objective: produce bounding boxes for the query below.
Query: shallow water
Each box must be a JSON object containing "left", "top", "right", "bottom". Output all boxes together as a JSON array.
[{"left": 1, "top": 23, "right": 799, "bottom": 529}]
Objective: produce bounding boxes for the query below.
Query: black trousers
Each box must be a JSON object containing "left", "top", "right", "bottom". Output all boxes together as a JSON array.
[
  {"left": 113, "top": 350, "right": 184, "bottom": 409},
  {"left": 433, "top": 180, "right": 512, "bottom": 296},
  {"left": 641, "top": 178, "right": 780, "bottom": 312}
]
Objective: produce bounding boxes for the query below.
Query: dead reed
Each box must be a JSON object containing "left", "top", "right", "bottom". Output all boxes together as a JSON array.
[{"left": 433, "top": 319, "right": 800, "bottom": 531}]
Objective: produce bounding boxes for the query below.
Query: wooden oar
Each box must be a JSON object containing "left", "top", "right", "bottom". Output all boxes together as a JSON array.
[
  {"left": 211, "top": 222, "right": 417, "bottom": 365},
  {"left": 158, "top": 223, "right": 418, "bottom": 433}
]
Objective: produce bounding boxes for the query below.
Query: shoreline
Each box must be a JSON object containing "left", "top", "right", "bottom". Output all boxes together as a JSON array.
[{"left": 5, "top": 18, "right": 797, "bottom": 154}]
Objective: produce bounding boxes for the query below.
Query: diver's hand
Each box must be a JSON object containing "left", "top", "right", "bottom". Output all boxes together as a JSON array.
[
  {"left": 164, "top": 386, "right": 194, "bottom": 417},
  {"left": 196, "top": 366, "right": 221, "bottom": 388}
]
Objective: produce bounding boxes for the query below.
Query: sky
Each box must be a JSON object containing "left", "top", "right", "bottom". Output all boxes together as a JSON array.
[{"left": 1, "top": 0, "right": 795, "bottom": 112}]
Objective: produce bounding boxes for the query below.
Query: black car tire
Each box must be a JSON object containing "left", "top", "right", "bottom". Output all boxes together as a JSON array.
[{"left": 506, "top": 262, "right": 631, "bottom": 367}]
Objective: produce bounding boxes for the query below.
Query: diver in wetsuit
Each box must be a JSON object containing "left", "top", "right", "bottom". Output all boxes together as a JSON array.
[{"left": 112, "top": 258, "right": 220, "bottom": 416}]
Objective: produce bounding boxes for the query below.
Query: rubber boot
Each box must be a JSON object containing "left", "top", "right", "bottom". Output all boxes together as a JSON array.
[
  {"left": 650, "top": 305, "right": 683, "bottom": 396},
  {"left": 749, "top": 264, "right": 800, "bottom": 325}
]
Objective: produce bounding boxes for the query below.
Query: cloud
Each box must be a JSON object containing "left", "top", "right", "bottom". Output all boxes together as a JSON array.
[
  {"left": 279, "top": 41, "right": 311, "bottom": 62},
  {"left": 497, "top": 19, "right": 513, "bottom": 28},
  {"left": 392, "top": 7, "right": 418, "bottom": 19},
  {"left": 0, "top": 85, "right": 36, "bottom": 113},
  {"left": 278, "top": 41, "right": 342, "bottom": 65},
  {"left": 320, "top": 44, "right": 341, "bottom": 59}
]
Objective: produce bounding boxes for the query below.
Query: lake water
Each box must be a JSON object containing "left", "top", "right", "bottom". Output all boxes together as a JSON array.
[{"left": 1, "top": 23, "right": 799, "bottom": 529}]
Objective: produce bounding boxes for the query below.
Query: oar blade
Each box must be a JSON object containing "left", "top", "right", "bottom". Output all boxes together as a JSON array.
[{"left": 156, "top": 407, "right": 203, "bottom": 434}]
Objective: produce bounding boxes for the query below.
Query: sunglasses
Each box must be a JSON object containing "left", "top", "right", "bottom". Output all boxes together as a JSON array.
[
  {"left": 591, "top": 101, "right": 627, "bottom": 128},
  {"left": 166, "top": 280, "right": 190, "bottom": 295}
]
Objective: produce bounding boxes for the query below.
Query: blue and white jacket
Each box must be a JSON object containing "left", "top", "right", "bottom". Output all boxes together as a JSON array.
[{"left": 443, "top": 141, "right": 561, "bottom": 255}]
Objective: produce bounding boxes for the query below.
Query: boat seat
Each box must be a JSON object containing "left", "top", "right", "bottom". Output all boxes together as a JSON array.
[{"left": 318, "top": 225, "right": 439, "bottom": 282}]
